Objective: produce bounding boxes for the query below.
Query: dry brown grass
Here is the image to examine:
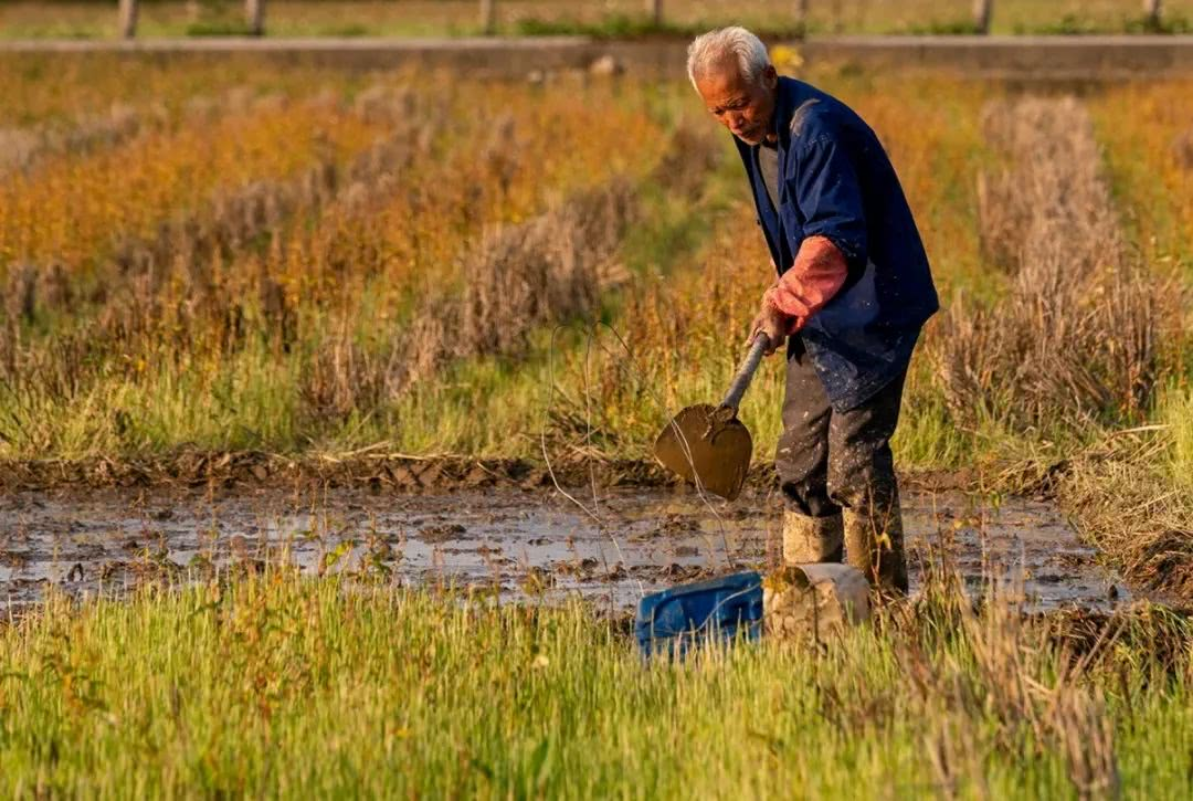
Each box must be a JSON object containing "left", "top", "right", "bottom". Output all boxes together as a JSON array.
[
  {"left": 1058, "top": 434, "right": 1193, "bottom": 598},
  {"left": 1174, "top": 128, "right": 1193, "bottom": 171},
  {"left": 902, "top": 594, "right": 1124, "bottom": 800},
  {"left": 296, "top": 118, "right": 723, "bottom": 432},
  {"left": 826, "top": 561, "right": 1185, "bottom": 799},
  {"left": 299, "top": 328, "right": 397, "bottom": 424},
  {"left": 934, "top": 97, "right": 1165, "bottom": 432},
  {"left": 0, "top": 102, "right": 152, "bottom": 178},
  {"left": 103, "top": 90, "right": 426, "bottom": 317},
  {"left": 3, "top": 263, "right": 36, "bottom": 325},
  {"left": 647, "top": 123, "right": 724, "bottom": 199},
  {"left": 403, "top": 179, "right": 637, "bottom": 386},
  {"left": 0, "top": 76, "right": 671, "bottom": 458},
  {"left": 298, "top": 174, "right": 625, "bottom": 425},
  {"left": 0, "top": 88, "right": 434, "bottom": 420},
  {"left": 396, "top": 120, "right": 723, "bottom": 392}
]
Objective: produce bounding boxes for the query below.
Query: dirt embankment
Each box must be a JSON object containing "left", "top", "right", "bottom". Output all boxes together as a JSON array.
[
  {"left": 0, "top": 451, "right": 983, "bottom": 496},
  {"left": 0, "top": 451, "right": 666, "bottom": 493}
]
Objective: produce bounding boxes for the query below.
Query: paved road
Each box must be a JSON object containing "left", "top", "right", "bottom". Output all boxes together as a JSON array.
[{"left": 3, "top": 35, "right": 1192, "bottom": 79}]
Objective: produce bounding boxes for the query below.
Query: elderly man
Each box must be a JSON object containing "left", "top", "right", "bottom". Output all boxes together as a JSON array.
[{"left": 687, "top": 28, "right": 938, "bottom": 593}]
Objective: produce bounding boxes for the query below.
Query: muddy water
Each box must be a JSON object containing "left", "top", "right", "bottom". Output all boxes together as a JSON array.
[{"left": 0, "top": 486, "right": 1128, "bottom": 615}]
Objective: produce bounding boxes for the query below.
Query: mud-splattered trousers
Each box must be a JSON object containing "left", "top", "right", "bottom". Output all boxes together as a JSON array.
[{"left": 775, "top": 339, "right": 909, "bottom": 593}]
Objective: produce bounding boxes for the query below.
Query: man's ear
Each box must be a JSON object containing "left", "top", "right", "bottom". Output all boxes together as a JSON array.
[{"left": 762, "top": 65, "right": 778, "bottom": 89}]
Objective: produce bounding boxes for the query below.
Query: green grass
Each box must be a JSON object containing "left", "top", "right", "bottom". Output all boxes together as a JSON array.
[
  {"left": 512, "top": 14, "right": 707, "bottom": 40},
  {"left": 0, "top": 343, "right": 303, "bottom": 457},
  {"left": 1159, "top": 384, "right": 1193, "bottom": 488},
  {"left": 1028, "top": 12, "right": 1193, "bottom": 34},
  {"left": 1, "top": 573, "right": 1190, "bottom": 796}
]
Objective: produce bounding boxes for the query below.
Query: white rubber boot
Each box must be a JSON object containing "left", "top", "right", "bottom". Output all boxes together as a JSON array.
[
  {"left": 843, "top": 498, "right": 909, "bottom": 595},
  {"left": 782, "top": 511, "right": 844, "bottom": 566},
  {"left": 763, "top": 563, "right": 872, "bottom": 641}
]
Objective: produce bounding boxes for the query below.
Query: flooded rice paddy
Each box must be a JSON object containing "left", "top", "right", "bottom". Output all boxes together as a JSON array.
[{"left": 0, "top": 485, "right": 1129, "bottom": 615}]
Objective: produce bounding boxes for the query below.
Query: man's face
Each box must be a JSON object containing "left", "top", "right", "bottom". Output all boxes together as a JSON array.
[{"left": 695, "top": 59, "right": 778, "bottom": 146}]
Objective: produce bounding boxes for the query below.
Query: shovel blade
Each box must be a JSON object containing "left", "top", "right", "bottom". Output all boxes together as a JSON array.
[{"left": 653, "top": 404, "right": 753, "bottom": 501}]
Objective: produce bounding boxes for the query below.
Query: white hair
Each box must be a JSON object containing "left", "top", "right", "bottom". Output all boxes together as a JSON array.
[{"left": 686, "top": 27, "right": 771, "bottom": 90}]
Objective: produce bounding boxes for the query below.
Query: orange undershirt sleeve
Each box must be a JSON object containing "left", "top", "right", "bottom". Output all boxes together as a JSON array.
[{"left": 763, "top": 235, "right": 849, "bottom": 334}]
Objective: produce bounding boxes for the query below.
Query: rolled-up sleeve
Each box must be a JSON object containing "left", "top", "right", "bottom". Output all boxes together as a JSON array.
[{"left": 791, "top": 137, "right": 867, "bottom": 270}]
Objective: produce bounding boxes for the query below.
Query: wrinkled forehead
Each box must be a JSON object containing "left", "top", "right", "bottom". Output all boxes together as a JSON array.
[{"left": 694, "top": 55, "right": 750, "bottom": 103}]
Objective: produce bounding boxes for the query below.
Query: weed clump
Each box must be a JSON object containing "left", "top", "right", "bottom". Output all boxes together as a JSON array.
[{"left": 404, "top": 181, "right": 637, "bottom": 385}]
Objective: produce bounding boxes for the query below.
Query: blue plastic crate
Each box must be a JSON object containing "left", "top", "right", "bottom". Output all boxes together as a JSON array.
[{"left": 634, "top": 571, "right": 764, "bottom": 658}]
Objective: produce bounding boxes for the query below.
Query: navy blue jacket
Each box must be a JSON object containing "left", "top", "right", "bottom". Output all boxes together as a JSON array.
[{"left": 735, "top": 77, "right": 938, "bottom": 411}]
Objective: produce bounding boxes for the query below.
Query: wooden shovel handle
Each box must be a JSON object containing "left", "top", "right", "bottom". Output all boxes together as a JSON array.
[{"left": 720, "top": 334, "right": 771, "bottom": 412}]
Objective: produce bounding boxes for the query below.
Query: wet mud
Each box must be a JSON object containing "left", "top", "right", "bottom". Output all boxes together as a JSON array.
[{"left": 0, "top": 485, "right": 1129, "bottom": 616}]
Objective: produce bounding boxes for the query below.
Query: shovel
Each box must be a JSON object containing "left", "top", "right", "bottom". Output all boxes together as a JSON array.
[{"left": 653, "top": 334, "right": 772, "bottom": 502}]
